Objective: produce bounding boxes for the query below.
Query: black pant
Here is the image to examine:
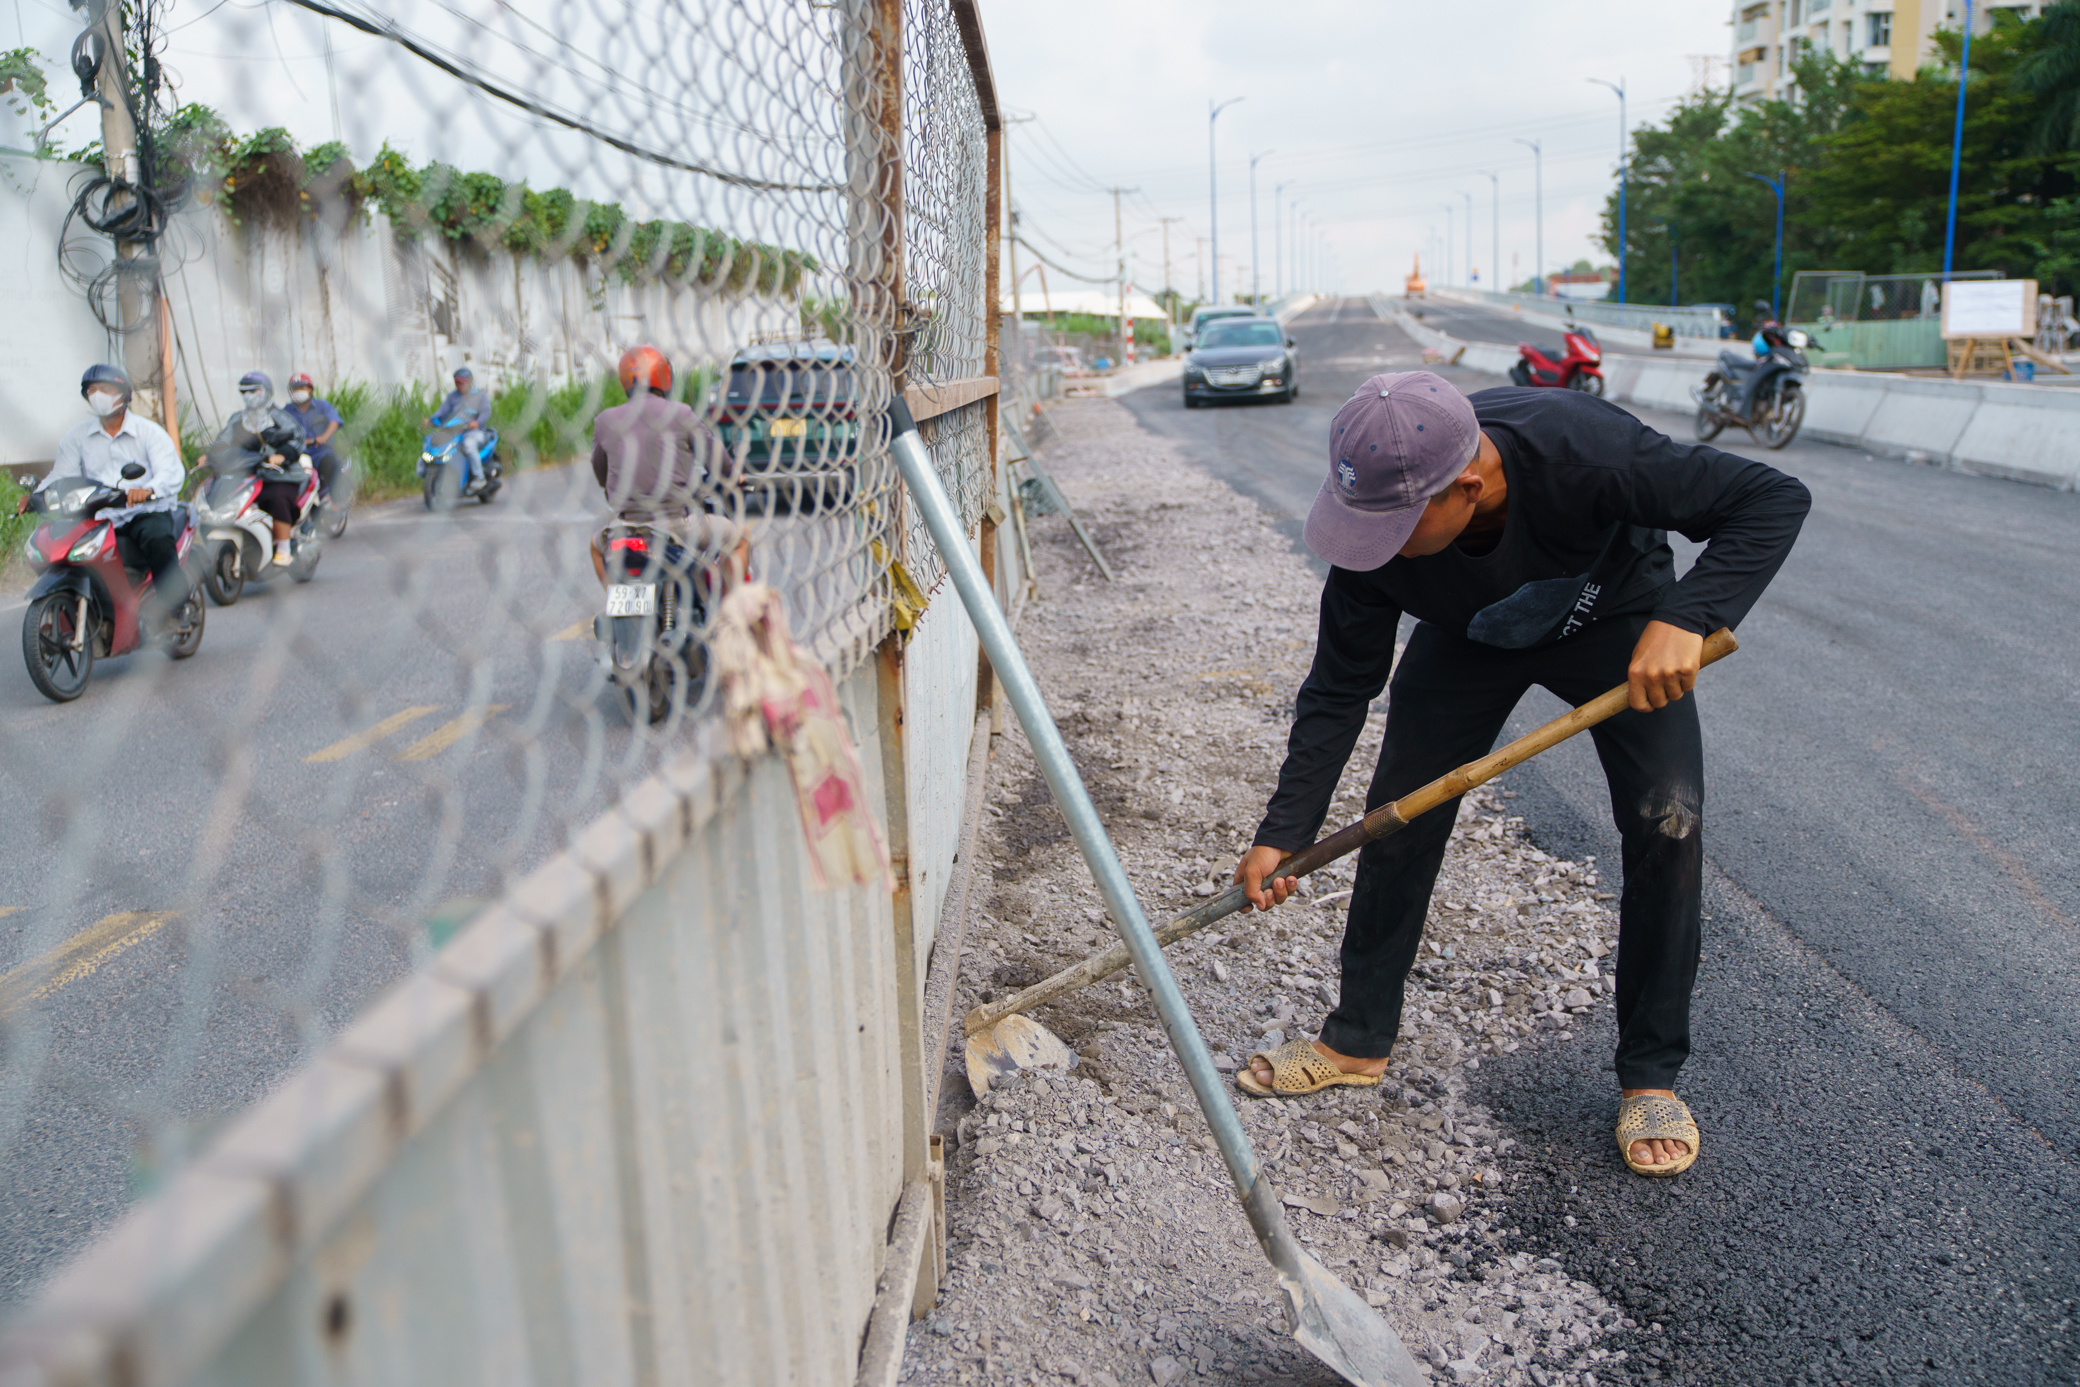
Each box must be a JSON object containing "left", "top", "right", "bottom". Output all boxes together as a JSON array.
[
  {"left": 308, "top": 450, "right": 339, "bottom": 494},
  {"left": 1319, "top": 614, "right": 1704, "bottom": 1090},
  {"left": 115, "top": 510, "right": 188, "bottom": 615},
  {"left": 256, "top": 479, "right": 303, "bottom": 524}
]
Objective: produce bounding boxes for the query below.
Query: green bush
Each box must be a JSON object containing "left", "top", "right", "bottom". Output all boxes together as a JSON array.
[
  {"left": 0, "top": 472, "right": 29, "bottom": 575},
  {"left": 317, "top": 375, "right": 647, "bottom": 501}
]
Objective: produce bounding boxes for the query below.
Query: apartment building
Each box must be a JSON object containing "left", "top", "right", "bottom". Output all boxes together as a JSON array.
[{"left": 1729, "top": 0, "right": 2047, "bottom": 104}]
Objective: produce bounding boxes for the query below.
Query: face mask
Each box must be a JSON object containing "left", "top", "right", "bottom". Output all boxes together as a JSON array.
[
  {"left": 291, "top": 390, "right": 312, "bottom": 404},
  {"left": 87, "top": 390, "right": 122, "bottom": 418}
]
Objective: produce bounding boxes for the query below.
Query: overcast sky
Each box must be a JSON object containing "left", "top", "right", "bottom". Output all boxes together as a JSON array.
[
  {"left": 3, "top": 0, "right": 1735, "bottom": 304},
  {"left": 988, "top": 0, "right": 1736, "bottom": 303}
]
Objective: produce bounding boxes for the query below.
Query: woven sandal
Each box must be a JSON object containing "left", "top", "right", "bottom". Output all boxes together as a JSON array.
[
  {"left": 1616, "top": 1093, "right": 1701, "bottom": 1177},
  {"left": 1235, "top": 1038, "right": 1381, "bottom": 1098}
]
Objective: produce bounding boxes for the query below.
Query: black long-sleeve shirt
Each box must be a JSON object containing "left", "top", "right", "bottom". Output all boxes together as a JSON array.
[{"left": 1254, "top": 386, "right": 1810, "bottom": 852}]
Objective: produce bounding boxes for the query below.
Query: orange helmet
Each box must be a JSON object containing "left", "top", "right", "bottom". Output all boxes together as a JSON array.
[{"left": 618, "top": 345, "right": 672, "bottom": 397}]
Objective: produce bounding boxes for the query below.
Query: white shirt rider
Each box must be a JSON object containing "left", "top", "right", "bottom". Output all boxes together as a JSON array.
[{"left": 44, "top": 394, "right": 184, "bottom": 523}]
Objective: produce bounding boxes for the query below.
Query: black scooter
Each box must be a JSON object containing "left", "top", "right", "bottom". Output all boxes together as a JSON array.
[{"left": 1692, "top": 329, "right": 1811, "bottom": 450}]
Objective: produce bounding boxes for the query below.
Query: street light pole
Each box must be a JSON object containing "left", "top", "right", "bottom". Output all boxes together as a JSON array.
[
  {"left": 1742, "top": 170, "right": 1786, "bottom": 318},
  {"left": 1514, "top": 137, "right": 1543, "bottom": 295},
  {"left": 1942, "top": 0, "right": 1976, "bottom": 281},
  {"left": 1461, "top": 191, "right": 1474, "bottom": 289},
  {"left": 1480, "top": 171, "right": 1498, "bottom": 297},
  {"left": 1208, "top": 97, "right": 1244, "bottom": 304},
  {"left": 1441, "top": 203, "right": 1454, "bottom": 286},
  {"left": 1589, "top": 77, "right": 1627, "bottom": 303},
  {"left": 1273, "top": 182, "right": 1293, "bottom": 299},
  {"left": 1250, "top": 150, "right": 1272, "bottom": 306}
]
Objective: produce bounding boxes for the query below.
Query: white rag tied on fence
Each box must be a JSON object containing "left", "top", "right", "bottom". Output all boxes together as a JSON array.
[{"left": 712, "top": 582, "right": 891, "bottom": 889}]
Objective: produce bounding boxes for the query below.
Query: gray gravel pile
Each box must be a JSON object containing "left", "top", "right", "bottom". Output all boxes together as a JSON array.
[{"left": 904, "top": 399, "right": 1646, "bottom": 1387}]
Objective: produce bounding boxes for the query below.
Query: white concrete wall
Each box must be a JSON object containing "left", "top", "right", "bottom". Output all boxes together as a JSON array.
[{"left": 0, "top": 151, "right": 794, "bottom": 464}]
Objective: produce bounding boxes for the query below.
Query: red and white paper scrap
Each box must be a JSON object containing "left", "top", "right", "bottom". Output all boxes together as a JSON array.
[{"left": 710, "top": 583, "right": 891, "bottom": 890}]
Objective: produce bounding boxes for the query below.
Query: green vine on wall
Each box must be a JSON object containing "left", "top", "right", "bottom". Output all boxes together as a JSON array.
[{"left": 7, "top": 42, "right": 814, "bottom": 296}]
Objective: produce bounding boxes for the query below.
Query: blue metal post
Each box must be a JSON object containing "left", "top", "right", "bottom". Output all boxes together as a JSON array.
[
  {"left": 1743, "top": 171, "right": 1786, "bottom": 318},
  {"left": 1942, "top": 0, "right": 1976, "bottom": 281}
]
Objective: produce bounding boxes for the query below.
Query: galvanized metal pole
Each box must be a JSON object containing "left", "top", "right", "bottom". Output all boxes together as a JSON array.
[{"left": 1209, "top": 97, "right": 1242, "bottom": 304}]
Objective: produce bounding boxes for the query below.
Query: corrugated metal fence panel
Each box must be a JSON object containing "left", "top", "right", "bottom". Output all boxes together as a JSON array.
[
  {"left": 899, "top": 415, "right": 985, "bottom": 963},
  {"left": 175, "top": 664, "right": 901, "bottom": 1386}
]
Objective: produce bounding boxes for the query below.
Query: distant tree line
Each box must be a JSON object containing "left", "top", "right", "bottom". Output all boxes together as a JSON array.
[{"left": 1602, "top": 2, "right": 2080, "bottom": 309}]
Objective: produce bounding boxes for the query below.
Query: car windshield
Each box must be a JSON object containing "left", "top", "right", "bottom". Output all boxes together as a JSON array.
[{"left": 1199, "top": 321, "right": 1282, "bottom": 349}]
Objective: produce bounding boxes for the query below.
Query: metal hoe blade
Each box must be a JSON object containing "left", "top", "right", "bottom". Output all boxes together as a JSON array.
[{"left": 888, "top": 401, "right": 1424, "bottom": 1387}]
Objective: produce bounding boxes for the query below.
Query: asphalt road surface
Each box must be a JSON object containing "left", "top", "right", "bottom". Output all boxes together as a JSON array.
[
  {"left": 0, "top": 462, "right": 794, "bottom": 1305},
  {"left": 1122, "top": 296, "right": 2079, "bottom": 1385}
]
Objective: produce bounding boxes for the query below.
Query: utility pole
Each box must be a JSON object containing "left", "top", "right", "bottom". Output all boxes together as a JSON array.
[
  {"left": 78, "top": 0, "right": 159, "bottom": 421},
  {"left": 1208, "top": 96, "right": 1243, "bottom": 304},
  {"left": 1249, "top": 150, "right": 1272, "bottom": 307},
  {"left": 1589, "top": 77, "right": 1627, "bottom": 303},
  {"left": 1515, "top": 137, "right": 1543, "bottom": 294},
  {"left": 1480, "top": 171, "right": 1499, "bottom": 297},
  {"left": 1441, "top": 203, "right": 1454, "bottom": 286},
  {"left": 1002, "top": 114, "right": 1034, "bottom": 327},
  {"left": 1157, "top": 215, "right": 1183, "bottom": 330},
  {"left": 1108, "top": 185, "right": 1137, "bottom": 364},
  {"left": 1196, "top": 237, "right": 1206, "bottom": 302}
]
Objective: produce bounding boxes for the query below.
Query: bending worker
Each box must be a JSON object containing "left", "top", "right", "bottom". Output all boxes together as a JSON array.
[{"left": 1231, "top": 371, "right": 1808, "bottom": 1178}]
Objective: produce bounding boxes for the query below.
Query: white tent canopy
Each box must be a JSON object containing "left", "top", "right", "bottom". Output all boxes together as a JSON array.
[{"left": 1002, "top": 286, "right": 1170, "bottom": 320}]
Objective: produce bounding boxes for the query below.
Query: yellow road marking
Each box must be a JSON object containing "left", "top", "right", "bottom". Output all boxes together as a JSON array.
[
  {"left": 305, "top": 706, "right": 442, "bottom": 763},
  {"left": 0, "top": 907, "right": 20, "bottom": 921},
  {"left": 394, "top": 705, "right": 510, "bottom": 762},
  {"left": 549, "top": 621, "right": 589, "bottom": 641},
  {"left": 0, "top": 912, "right": 177, "bottom": 1018}
]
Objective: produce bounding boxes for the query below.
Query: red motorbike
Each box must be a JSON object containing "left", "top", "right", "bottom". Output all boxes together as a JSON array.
[
  {"left": 19, "top": 462, "right": 206, "bottom": 702},
  {"left": 1509, "top": 322, "right": 1606, "bottom": 396}
]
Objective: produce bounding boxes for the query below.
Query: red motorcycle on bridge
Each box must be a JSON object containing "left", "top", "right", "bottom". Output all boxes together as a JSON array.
[{"left": 1508, "top": 320, "right": 1606, "bottom": 396}]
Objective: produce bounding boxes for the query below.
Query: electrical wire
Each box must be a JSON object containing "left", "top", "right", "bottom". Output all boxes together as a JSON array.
[
  {"left": 1013, "top": 235, "right": 1118, "bottom": 286},
  {"left": 277, "top": 0, "right": 840, "bottom": 192}
]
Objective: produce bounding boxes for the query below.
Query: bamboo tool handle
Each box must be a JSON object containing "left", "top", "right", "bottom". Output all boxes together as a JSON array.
[{"left": 961, "top": 628, "right": 1736, "bottom": 1037}]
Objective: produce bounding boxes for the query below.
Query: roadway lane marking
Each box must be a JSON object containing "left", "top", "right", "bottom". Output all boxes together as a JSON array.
[
  {"left": 0, "top": 912, "right": 177, "bottom": 1017},
  {"left": 0, "top": 907, "right": 20, "bottom": 921},
  {"left": 549, "top": 621, "right": 588, "bottom": 641},
  {"left": 305, "top": 706, "right": 442, "bottom": 763},
  {"left": 393, "top": 705, "right": 509, "bottom": 762}
]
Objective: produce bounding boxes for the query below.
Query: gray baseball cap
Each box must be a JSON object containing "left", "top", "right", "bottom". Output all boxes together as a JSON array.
[{"left": 1303, "top": 371, "right": 1481, "bottom": 571}]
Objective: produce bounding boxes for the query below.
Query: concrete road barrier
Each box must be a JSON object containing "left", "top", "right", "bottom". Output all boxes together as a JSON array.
[{"left": 1379, "top": 296, "right": 2080, "bottom": 491}]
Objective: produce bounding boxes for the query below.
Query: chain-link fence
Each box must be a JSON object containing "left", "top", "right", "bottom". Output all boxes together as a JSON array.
[{"left": 0, "top": 0, "right": 1008, "bottom": 1380}]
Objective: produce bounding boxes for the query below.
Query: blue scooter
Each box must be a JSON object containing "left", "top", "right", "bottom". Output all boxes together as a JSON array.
[{"left": 418, "top": 417, "right": 503, "bottom": 511}]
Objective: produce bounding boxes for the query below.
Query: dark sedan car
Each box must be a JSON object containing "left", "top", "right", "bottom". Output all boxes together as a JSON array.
[{"left": 1181, "top": 316, "right": 1299, "bottom": 407}]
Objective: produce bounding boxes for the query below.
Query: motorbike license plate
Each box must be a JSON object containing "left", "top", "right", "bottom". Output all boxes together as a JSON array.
[
  {"left": 606, "top": 584, "right": 657, "bottom": 617},
  {"left": 768, "top": 417, "right": 808, "bottom": 438}
]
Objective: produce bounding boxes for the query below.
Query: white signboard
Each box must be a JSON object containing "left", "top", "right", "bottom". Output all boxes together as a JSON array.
[{"left": 1941, "top": 279, "right": 2038, "bottom": 339}]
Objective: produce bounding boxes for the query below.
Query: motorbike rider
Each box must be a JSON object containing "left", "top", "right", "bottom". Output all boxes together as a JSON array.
[
  {"left": 588, "top": 345, "right": 744, "bottom": 588},
  {"left": 1728, "top": 300, "right": 1793, "bottom": 419},
  {"left": 284, "top": 372, "right": 344, "bottom": 502},
  {"left": 16, "top": 364, "right": 189, "bottom": 624},
  {"left": 206, "top": 371, "right": 309, "bottom": 568},
  {"left": 426, "top": 364, "right": 492, "bottom": 494}
]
